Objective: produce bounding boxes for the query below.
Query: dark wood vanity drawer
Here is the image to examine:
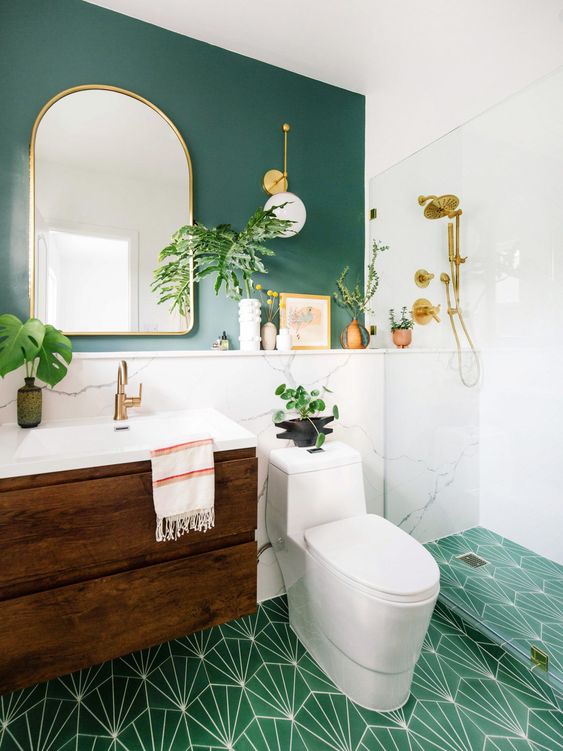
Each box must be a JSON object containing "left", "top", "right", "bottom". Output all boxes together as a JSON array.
[
  {"left": 0, "top": 452, "right": 257, "bottom": 599},
  {"left": 0, "top": 540, "right": 256, "bottom": 696}
]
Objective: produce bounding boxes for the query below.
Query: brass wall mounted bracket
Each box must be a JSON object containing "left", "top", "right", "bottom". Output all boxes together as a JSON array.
[
  {"left": 412, "top": 298, "right": 441, "bottom": 325},
  {"left": 414, "top": 269, "right": 435, "bottom": 288},
  {"left": 263, "top": 123, "right": 290, "bottom": 195}
]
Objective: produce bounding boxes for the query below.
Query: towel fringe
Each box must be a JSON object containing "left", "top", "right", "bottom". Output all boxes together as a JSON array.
[{"left": 156, "top": 507, "right": 215, "bottom": 542}]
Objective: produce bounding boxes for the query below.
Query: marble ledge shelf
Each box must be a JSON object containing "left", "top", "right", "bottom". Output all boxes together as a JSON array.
[{"left": 72, "top": 347, "right": 478, "bottom": 360}]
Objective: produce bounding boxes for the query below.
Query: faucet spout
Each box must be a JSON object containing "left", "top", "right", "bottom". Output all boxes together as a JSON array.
[{"left": 114, "top": 360, "right": 142, "bottom": 421}]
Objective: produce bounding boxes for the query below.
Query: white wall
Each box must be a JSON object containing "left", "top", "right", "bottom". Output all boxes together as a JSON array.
[
  {"left": 365, "top": 4, "right": 563, "bottom": 178},
  {"left": 370, "top": 66, "right": 563, "bottom": 564}
]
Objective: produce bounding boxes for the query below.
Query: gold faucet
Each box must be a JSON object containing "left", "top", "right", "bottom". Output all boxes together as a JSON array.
[{"left": 113, "top": 360, "right": 142, "bottom": 421}]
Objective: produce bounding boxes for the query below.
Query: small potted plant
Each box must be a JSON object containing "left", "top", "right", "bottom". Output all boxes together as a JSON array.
[
  {"left": 389, "top": 307, "right": 414, "bottom": 348},
  {"left": 333, "top": 239, "right": 388, "bottom": 349},
  {"left": 0, "top": 314, "right": 73, "bottom": 428},
  {"left": 255, "top": 285, "right": 280, "bottom": 350},
  {"left": 272, "top": 383, "right": 339, "bottom": 448}
]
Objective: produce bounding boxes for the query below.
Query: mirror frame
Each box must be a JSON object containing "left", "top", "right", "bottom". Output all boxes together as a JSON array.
[{"left": 29, "top": 84, "right": 194, "bottom": 336}]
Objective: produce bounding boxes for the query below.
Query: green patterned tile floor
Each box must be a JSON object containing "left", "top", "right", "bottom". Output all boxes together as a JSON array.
[
  {"left": 1, "top": 595, "right": 562, "bottom": 750},
  {"left": 425, "top": 527, "right": 563, "bottom": 693}
]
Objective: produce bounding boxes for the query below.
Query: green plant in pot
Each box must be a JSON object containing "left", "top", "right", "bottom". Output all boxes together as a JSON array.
[
  {"left": 272, "top": 384, "right": 339, "bottom": 449},
  {"left": 0, "top": 315, "right": 73, "bottom": 428},
  {"left": 153, "top": 206, "right": 292, "bottom": 351},
  {"left": 333, "top": 239, "right": 388, "bottom": 349},
  {"left": 389, "top": 306, "right": 414, "bottom": 349}
]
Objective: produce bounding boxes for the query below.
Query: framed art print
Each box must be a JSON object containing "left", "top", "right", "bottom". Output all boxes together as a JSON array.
[{"left": 280, "top": 293, "right": 331, "bottom": 350}]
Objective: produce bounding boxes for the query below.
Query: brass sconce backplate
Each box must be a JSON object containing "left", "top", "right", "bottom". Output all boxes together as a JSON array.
[
  {"left": 414, "top": 269, "right": 435, "bottom": 288},
  {"left": 262, "top": 169, "right": 288, "bottom": 195},
  {"left": 412, "top": 298, "right": 441, "bottom": 325}
]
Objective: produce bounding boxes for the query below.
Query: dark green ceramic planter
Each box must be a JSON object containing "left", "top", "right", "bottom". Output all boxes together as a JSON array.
[{"left": 17, "top": 377, "right": 42, "bottom": 428}]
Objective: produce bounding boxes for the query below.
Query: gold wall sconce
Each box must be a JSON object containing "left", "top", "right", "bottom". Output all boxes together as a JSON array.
[
  {"left": 263, "top": 123, "right": 306, "bottom": 236},
  {"left": 412, "top": 298, "right": 441, "bottom": 325},
  {"left": 414, "top": 269, "right": 435, "bottom": 288}
]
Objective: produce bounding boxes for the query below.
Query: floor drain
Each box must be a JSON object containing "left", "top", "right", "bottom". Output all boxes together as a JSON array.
[{"left": 457, "top": 552, "right": 488, "bottom": 568}]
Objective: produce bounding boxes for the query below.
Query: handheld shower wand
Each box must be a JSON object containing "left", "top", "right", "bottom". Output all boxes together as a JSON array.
[{"left": 418, "top": 195, "right": 480, "bottom": 388}]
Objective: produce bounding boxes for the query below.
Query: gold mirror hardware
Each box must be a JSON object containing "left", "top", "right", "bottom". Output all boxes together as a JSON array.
[
  {"left": 30, "top": 84, "right": 194, "bottom": 336},
  {"left": 530, "top": 645, "right": 549, "bottom": 672},
  {"left": 114, "top": 360, "right": 143, "bottom": 421},
  {"left": 412, "top": 298, "right": 441, "bottom": 325},
  {"left": 369, "top": 208, "right": 377, "bottom": 220},
  {"left": 414, "top": 269, "right": 435, "bottom": 288},
  {"left": 263, "top": 123, "right": 291, "bottom": 195}
]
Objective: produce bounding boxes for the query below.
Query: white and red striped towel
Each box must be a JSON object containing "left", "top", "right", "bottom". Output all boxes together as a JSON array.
[{"left": 150, "top": 434, "right": 215, "bottom": 542}]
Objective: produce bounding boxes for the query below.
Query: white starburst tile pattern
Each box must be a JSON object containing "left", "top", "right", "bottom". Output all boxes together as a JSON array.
[
  {"left": 426, "top": 526, "right": 563, "bottom": 693},
  {"left": 0, "top": 596, "right": 562, "bottom": 750}
]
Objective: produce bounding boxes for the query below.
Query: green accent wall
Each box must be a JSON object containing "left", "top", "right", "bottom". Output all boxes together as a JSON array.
[{"left": 0, "top": 0, "right": 365, "bottom": 351}]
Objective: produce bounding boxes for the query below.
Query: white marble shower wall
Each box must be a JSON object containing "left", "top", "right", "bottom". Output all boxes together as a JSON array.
[
  {"left": 369, "top": 65, "right": 563, "bottom": 564},
  {"left": 0, "top": 350, "right": 386, "bottom": 601},
  {"left": 384, "top": 351, "right": 479, "bottom": 542}
]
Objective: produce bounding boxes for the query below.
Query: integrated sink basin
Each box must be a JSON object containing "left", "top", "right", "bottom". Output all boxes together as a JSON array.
[{"left": 0, "top": 408, "right": 256, "bottom": 478}]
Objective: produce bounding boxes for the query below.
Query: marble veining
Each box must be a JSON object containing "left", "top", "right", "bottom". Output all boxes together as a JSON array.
[{"left": 0, "top": 349, "right": 481, "bottom": 599}]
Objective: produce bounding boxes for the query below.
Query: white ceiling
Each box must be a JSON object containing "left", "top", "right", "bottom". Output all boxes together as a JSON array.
[{"left": 86, "top": 0, "right": 563, "bottom": 96}]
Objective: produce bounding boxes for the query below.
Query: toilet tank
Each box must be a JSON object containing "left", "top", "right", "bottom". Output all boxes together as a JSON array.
[{"left": 266, "top": 442, "right": 366, "bottom": 545}]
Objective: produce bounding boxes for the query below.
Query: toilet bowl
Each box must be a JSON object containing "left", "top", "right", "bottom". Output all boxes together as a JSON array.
[{"left": 266, "top": 441, "right": 440, "bottom": 711}]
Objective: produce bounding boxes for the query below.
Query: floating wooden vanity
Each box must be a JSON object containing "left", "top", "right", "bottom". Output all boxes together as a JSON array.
[{"left": 0, "top": 446, "right": 257, "bottom": 695}]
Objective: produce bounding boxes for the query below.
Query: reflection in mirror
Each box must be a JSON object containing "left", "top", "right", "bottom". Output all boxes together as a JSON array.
[{"left": 31, "top": 86, "right": 193, "bottom": 334}]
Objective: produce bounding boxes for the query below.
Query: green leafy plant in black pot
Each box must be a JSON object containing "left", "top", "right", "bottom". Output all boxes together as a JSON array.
[
  {"left": 272, "top": 384, "right": 339, "bottom": 449},
  {"left": 0, "top": 314, "right": 73, "bottom": 428}
]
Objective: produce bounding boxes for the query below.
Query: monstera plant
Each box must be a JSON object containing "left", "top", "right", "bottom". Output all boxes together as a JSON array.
[{"left": 0, "top": 314, "right": 72, "bottom": 427}]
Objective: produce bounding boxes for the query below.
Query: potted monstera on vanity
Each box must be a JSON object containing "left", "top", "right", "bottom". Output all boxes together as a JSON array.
[
  {"left": 333, "top": 239, "right": 388, "bottom": 349},
  {"left": 273, "top": 383, "right": 339, "bottom": 449},
  {"left": 0, "top": 314, "right": 72, "bottom": 427},
  {"left": 152, "top": 207, "right": 292, "bottom": 350}
]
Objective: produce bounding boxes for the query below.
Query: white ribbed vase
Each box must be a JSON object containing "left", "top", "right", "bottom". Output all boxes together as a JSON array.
[{"left": 239, "top": 298, "right": 261, "bottom": 351}]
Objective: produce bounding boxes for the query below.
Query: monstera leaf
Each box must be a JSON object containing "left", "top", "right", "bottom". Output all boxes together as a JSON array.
[
  {"left": 36, "top": 325, "right": 72, "bottom": 387},
  {"left": 0, "top": 315, "right": 45, "bottom": 378}
]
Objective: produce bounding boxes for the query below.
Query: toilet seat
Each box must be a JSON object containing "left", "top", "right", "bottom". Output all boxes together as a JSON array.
[{"left": 304, "top": 514, "right": 440, "bottom": 604}]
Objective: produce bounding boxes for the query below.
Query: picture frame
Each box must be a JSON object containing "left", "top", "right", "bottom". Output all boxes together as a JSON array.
[{"left": 279, "top": 293, "right": 331, "bottom": 350}]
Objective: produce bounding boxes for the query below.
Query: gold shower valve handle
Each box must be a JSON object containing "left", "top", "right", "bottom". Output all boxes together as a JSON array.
[
  {"left": 414, "top": 269, "right": 435, "bottom": 288},
  {"left": 412, "top": 298, "right": 441, "bottom": 325}
]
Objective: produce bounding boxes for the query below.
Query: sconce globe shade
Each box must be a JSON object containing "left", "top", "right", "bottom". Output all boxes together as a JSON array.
[{"left": 264, "top": 191, "right": 306, "bottom": 236}]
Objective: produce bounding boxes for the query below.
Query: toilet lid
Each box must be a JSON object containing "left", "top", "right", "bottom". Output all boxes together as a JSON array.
[{"left": 304, "top": 515, "right": 440, "bottom": 603}]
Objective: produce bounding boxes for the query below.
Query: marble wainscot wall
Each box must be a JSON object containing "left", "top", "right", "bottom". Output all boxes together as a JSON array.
[
  {"left": 0, "top": 350, "right": 385, "bottom": 602},
  {"left": 383, "top": 350, "right": 480, "bottom": 543}
]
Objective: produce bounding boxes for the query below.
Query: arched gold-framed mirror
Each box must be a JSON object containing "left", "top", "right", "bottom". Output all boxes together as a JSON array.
[{"left": 29, "top": 84, "right": 194, "bottom": 335}]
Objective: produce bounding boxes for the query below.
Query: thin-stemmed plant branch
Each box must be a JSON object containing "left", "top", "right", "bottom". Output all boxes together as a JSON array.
[{"left": 333, "top": 239, "right": 388, "bottom": 320}]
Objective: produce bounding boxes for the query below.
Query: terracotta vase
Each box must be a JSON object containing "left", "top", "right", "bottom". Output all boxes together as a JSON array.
[
  {"left": 17, "top": 377, "right": 42, "bottom": 428},
  {"left": 392, "top": 329, "right": 412, "bottom": 349},
  {"left": 261, "top": 321, "right": 277, "bottom": 350},
  {"left": 340, "top": 318, "right": 369, "bottom": 349}
]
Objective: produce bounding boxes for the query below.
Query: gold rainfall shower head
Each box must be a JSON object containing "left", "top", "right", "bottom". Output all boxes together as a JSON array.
[{"left": 418, "top": 194, "right": 460, "bottom": 219}]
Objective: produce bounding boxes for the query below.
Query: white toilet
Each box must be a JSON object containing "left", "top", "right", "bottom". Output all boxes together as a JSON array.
[{"left": 266, "top": 441, "right": 440, "bottom": 711}]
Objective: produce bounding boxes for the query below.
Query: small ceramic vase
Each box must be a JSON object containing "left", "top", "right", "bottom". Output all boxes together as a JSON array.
[
  {"left": 340, "top": 318, "right": 369, "bottom": 349},
  {"left": 239, "top": 298, "right": 261, "bottom": 351},
  {"left": 261, "top": 321, "right": 277, "bottom": 350},
  {"left": 392, "top": 329, "right": 412, "bottom": 348},
  {"left": 17, "top": 377, "right": 42, "bottom": 428},
  {"left": 276, "top": 327, "right": 292, "bottom": 351}
]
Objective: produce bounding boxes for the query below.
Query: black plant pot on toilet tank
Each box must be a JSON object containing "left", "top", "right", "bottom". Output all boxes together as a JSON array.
[
  {"left": 275, "top": 416, "right": 334, "bottom": 448},
  {"left": 272, "top": 383, "right": 340, "bottom": 449}
]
